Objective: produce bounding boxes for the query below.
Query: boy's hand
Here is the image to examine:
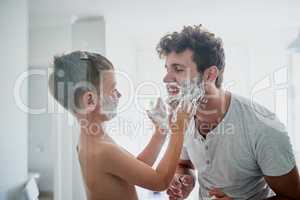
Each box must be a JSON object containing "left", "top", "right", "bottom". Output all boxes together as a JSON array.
[
  {"left": 169, "top": 100, "right": 193, "bottom": 135},
  {"left": 146, "top": 98, "right": 169, "bottom": 134}
]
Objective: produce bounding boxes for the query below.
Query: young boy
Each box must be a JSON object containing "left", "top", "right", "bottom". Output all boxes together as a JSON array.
[{"left": 49, "top": 51, "right": 192, "bottom": 200}]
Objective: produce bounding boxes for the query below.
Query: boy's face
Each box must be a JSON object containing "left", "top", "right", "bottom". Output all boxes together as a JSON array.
[
  {"left": 163, "top": 49, "right": 199, "bottom": 97},
  {"left": 98, "top": 70, "right": 121, "bottom": 120},
  {"left": 101, "top": 70, "right": 120, "bottom": 99}
]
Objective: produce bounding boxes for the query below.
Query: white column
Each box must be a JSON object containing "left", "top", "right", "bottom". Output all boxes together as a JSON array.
[{"left": 0, "top": 0, "right": 28, "bottom": 199}]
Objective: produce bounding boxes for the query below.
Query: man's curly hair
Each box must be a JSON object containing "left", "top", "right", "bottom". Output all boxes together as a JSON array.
[{"left": 156, "top": 25, "right": 225, "bottom": 88}]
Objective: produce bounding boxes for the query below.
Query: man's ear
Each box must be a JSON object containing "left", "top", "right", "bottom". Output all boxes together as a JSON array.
[
  {"left": 203, "top": 66, "right": 219, "bottom": 84},
  {"left": 81, "top": 91, "right": 98, "bottom": 113}
]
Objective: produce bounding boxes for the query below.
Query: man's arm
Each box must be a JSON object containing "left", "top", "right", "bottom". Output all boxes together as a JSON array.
[
  {"left": 207, "top": 167, "right": 300, "bottom": 200},
  {"left": 263, "top": 166, "right": 300, "bottom": 200},
  {"left": 137, "top": 128, "right": 167, "bottom": 166}
]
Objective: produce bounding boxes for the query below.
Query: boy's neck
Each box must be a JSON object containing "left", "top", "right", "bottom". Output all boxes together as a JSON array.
[{"left": 79, "top": 117, "right": 106, "bottom": 139}]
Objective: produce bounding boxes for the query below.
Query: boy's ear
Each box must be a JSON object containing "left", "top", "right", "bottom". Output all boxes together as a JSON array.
[
  {"left": 81, "top": 91, "right": 98, "bottom": 113},
  {"left": 203, "top": 66, "right": 219, "bottom": 84}
]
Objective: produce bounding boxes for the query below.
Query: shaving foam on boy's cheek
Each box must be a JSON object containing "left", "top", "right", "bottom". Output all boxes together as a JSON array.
[{"left": 101, "top": 95, "right": 118, "bottom": 120}]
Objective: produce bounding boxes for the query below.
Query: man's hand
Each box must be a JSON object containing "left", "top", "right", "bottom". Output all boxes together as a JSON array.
[
  {"left": 166, "top": 174, "right": 195, "bottom": 200},
  {"left": 208, "top": 188, "right": 233, "bottom": 200}
]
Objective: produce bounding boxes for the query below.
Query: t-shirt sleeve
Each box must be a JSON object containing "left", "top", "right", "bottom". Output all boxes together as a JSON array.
[{"left": 255, "top": 124, "right": 296, "bottom": 176}]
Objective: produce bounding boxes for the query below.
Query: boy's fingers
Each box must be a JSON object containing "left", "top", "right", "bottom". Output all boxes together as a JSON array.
[
  {"left": 187, "top": 102, "right": 193, "bottom": 113},
  {"left": 156, "top": 97, "right": 163, "bottom": 109}
]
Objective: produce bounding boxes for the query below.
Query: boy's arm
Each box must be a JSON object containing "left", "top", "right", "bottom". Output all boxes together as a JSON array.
[
  {"left": 136, "top": 127, "right": 167, "bottom": 166},
  {"left": 103, "top": 102, "right": 191, "bottom": 191},
  {"left": 103, "top": 130, "right": 184, "bottom": 191}
]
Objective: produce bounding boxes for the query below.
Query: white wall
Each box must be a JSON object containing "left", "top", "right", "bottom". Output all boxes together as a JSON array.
[
  {"left": 72, "top": 16, "right": 106, "bottom": 54},
  {"left": 28, "top": 24, "right": 72, "bottom": 193},
  {"left": 0, "top": 0, "right": 28, "bottom": 199}
]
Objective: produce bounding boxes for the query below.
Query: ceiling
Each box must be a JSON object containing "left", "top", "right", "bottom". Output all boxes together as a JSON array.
[{"left": 29, "top": 0, "right": 300, "bottom": 47}]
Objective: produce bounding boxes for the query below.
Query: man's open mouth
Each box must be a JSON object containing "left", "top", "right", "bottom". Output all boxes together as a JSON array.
[{"left": 166, "top": 83, "right": 180, "bottom": 96}]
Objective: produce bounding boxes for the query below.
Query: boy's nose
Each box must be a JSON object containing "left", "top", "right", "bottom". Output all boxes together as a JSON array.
[{"left": 116, "top": 90, "right": 122, "bottom": 98}]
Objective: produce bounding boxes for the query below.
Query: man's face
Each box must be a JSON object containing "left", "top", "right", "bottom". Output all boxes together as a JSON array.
[{"left": 163, "top": 49, "right": 199, "bottom": 97}]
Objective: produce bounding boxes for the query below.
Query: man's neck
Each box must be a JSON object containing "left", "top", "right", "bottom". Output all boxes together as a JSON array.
[{"left": 195, "top": 89, "right": 231, "bottom": 137}]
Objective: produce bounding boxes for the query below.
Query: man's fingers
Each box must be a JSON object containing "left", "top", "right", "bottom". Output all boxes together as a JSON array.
[
  {"left": 167, "top": 188, "right": 183, "bottom": 198},
  {"left": 169, "top": 187, "right": 183, "bottom": 196},
  {"left": 169, "top": 197, "right": 182, "bottom": 200},
  {"left": 179, "top": 175, "right": 194, "bottom": 186},
  {"left": 209, "top": 188, "right": 226, "bottom": 198},
  {"left": 171, "top": 178, "right": 182, "bottom": 187}
]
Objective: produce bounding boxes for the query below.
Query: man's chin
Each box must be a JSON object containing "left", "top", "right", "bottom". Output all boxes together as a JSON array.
[{"left": 166, "top": 95, "right": 180, "bottom": 109}]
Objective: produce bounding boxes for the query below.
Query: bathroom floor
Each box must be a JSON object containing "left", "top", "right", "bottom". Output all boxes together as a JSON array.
[
  {"left": 39, "top": 192, "right": 53, "bottom": 200},
  {"left": 39, "top": 197, "right": 52, "bottom": 200}
]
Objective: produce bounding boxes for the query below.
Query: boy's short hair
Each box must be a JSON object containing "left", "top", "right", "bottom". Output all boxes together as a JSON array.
[{"left": 49, "top": 51, "right": 113, "bottom": 113}]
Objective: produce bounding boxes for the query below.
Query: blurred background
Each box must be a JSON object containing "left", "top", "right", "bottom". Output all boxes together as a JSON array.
[{"left": 1, "top": 0, "right": 300, "bottom": 199}]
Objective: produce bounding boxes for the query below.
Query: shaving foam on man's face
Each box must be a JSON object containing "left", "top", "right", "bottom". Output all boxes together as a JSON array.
[
  {"left": 166, "top": 76, "right": 205, "bottom": 107},
  {"left": 165, "top": 76, "right": 206, "bottom": 123}
]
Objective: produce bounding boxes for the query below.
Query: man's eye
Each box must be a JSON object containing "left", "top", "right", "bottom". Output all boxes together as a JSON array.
[{"left": 175, "top": 68, "right": 184, "bottom": 72}]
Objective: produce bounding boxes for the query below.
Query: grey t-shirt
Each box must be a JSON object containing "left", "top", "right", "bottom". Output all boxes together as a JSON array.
[{"left": 181, "top": 93, "right": 295, "bottom": 200}]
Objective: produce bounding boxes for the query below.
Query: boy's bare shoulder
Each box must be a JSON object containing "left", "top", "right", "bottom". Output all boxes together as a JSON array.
[
  {"left": 96, "top": 141, "right": 133, "bottom": 162},
  {"left": 95, "top": 141, "right": 119, "bottom": 155},
  {"left": 95, "top": 142, "right": 126, "bottom": 159}
]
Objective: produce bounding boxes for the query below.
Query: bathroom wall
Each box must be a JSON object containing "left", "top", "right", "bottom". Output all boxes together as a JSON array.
[
  {"left": 28, "top": 23, "right": 72, "bottom": 193},
  {"left": 0, "top": 0, "right": 28, "bottom": 199}
]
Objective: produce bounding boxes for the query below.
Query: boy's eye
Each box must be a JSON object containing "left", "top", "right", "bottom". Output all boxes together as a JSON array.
[{"left": 112, "top": 89, "right": 119, "bottom": 96}]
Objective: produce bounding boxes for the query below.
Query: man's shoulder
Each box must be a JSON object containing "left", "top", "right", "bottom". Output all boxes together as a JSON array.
[
  {"left": 231, "top": 93, "right": 287, "bottom": 139},
  {"left": 231, "top": 93, "right": 271, "bottom": 116},
  {"left": 231, "top": 94, "right": 278, "bottom": 124}
]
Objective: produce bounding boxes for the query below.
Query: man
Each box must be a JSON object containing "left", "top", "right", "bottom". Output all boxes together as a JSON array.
[{"left": 156, "top": 25, "right": 300, "bottom": 199}]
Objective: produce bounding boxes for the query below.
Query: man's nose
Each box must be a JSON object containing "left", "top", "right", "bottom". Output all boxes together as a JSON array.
[{"left": 163, "top": 72, "right": 175, "bottom": 83}]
